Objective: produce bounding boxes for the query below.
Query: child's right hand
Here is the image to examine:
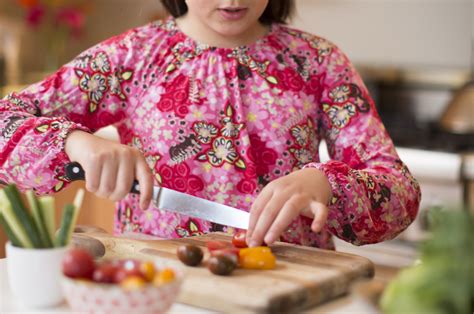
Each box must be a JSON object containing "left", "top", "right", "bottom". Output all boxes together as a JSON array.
[{"left": 65, "top": 131, "right": 153, "bottom": 210}]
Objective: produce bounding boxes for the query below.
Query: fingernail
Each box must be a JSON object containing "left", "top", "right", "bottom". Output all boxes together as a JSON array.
[{"left": 264, "top": 233, "right": 274, "bottom": 245}]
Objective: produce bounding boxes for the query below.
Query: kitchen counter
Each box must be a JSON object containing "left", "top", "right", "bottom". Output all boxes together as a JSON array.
[{"left": 0, "top": 257, "right": 396, "bottom": 313}]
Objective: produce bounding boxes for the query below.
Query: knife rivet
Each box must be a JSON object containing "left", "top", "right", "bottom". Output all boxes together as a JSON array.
[
  {"left": 135, "top": 183, "right": 140, "bottom": 192},
  {"left": 73, "top": 167, "right": 80, "bottom": 174}
]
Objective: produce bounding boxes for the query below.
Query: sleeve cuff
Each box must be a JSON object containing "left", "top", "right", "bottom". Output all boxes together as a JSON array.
[
  {"left": 52, "top": 118, "right": 90, "bottom": 155},
  {"left": 38, "top": 117, "right": 90, "bottom": 188},
  {"left": 303, "top": 160, "right": 350, "bottom": 209}
]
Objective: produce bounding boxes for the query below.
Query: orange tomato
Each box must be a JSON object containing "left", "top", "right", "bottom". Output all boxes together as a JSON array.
[
  {"left": 153, "top": 268, "right": 176, "bottom": 286},
  {"left": 239, "top": 247, "right": 276, "bottom": 270},
  {"left": 139, "top": 261, "right": 156, "bottom": 282}
]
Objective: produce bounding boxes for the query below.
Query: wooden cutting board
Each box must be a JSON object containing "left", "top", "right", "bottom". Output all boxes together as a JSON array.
[{"left": 73, "top": 230, "right": 374, "bottom": 313}]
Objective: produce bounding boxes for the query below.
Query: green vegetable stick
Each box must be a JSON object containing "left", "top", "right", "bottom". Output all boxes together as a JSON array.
[
  {"left": 39, "top": 196, "right": 56, "bottom": 241},
  {"left": 72, "top": 188, "right": 84, "bottom": 228},
  {"left": 26, "top": 190, "right": 53, "bottom": 248},
  {"left": 3, "top": 185, "right": 43, "bottom": 248},
  {"left": 0, "top": 189, "right": 33, "bottom": 248},
  {"left": 55, "top": 204, "right": 75, "bottom": 247},
  {"left": 0, "top": 212, "right": 23, "bottom": 247}
]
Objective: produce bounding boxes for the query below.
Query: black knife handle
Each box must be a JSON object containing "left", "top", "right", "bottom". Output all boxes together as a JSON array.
[{"left": 65, "top": 162, "right": 140, "bottom": 194}]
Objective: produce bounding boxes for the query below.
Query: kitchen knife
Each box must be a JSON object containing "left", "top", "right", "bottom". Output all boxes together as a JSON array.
[{"left": 64, "top": 162, "right": 249, "bottom": 229}]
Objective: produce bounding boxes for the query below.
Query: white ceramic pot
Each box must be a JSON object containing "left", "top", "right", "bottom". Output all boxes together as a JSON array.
[{"left": 6, "top": 242, "right": 68, "bottom": 308}]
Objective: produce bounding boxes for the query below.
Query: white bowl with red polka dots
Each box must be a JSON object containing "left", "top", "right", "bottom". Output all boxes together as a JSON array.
[{"left": 61, "top": 265, "right": 184, "bottom": 314}]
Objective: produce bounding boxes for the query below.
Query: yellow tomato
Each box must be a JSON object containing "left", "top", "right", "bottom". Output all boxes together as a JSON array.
[
  {"left": 120, "top": 275, "right": 146, "bottom": 290},
  {"left": 239, "top": 246, "right": 272, "bottom": 257},
  {"left": 139, "top": 261, "right": 156, "bottom": 282},
  {"left": 239, "top": 246, "right": 276, "bottom": 270},
  {"left": 153, "top": 268, "right": 176, "bottom": 286}
]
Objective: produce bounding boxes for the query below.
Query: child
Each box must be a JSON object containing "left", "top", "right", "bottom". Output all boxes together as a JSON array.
[{"left": 0, "top": 0, "right": 421, "bottom": 249}]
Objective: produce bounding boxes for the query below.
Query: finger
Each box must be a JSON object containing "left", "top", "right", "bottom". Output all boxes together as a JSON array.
[
  {"left": 110, "top": 154, "right": 134, "bottom": 201},
  {"left": 97, "top": 158, "right": 118, "bottom": 198},
  {"left": 309, "top": 201, "right": 329, "bottom": 233},
  {"left": 246, "top": 187, "right": 273, "bottom": 245},
  {"left": 135, "top": 155, "right": 153, "bottom": 210},
  {"left": 250, "top": 193, "right": 289, "bottom": 247},
  {"left": 84, "top": 158, "right": 102, "bottom": 193},
  {"left": 264, "top": 194, "right": 306, "bottom": 245}
]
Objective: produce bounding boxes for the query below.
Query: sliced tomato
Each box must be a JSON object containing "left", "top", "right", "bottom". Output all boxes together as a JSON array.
[
  {"left": 232, "top": 230, "right": 248, "bottom": 248},
  {"left": 239, "top": 246, "right": 276, "bottom": 270},
  {"left": 206, "top": 240, "right": 232, "bottom": 252},
  {"left": 210, "top": 248, "right": 240, "bottom": 265}
]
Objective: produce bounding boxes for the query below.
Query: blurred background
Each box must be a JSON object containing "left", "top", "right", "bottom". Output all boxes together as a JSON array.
[
  {"left": 0, "top": 0, "right": 470, "bottom": 82},
  {"left": 0, "top": 0, "right": 473, "bottom": 273}
]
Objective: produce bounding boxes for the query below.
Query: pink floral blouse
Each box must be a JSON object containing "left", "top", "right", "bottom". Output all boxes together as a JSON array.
[{"left": 0, "top": 17, "right": 421, "bottom": 249}]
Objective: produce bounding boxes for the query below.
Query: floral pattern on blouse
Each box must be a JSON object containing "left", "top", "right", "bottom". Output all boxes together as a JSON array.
[{"left": 0, "top": 17, "right": 421, "bottom": 249}]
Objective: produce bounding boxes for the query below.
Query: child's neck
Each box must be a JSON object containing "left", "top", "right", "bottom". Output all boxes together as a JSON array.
[{"left": 175, "top": 14, "right": 269, "bottom": 48}]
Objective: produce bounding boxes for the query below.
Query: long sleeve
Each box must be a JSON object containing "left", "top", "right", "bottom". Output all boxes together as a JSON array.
[
  {"left": 306, "top": 43, "right": 421, "bottom": 245},
  {"left": 0, "top": 28, "right": 146, "bottom": 194}
]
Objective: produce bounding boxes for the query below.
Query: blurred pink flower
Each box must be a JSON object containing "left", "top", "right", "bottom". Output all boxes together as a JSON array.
[
  {"left": 18, "top": 0, "right": 89, "bottom": 38},
  {"left": 55, "top": 7, "right": 85, "bottom": 36},
  {"left": 26, "top": 5, "right": 45, "bottom": 27}
]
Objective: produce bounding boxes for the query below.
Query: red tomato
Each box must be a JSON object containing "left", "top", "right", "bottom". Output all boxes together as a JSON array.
[
  {"left": 232, "top": 231, "right": 248, "bottom": 248},
  {"left": 93, "top": 263, "right": 119, "bottom": 284},
  {"left": 206, "top": 241, "right": 232, "bottom": 252},
  {"left": 210, "top": 248, "right": 240, "bottom": 265},
  {"left": 62, "top": 248, "right": 95, "bottom": 279}
]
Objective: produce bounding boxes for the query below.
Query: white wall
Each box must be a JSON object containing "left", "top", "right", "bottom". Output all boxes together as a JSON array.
[{"left": 291, "top": 0, "right": 472, "bottom": 69}]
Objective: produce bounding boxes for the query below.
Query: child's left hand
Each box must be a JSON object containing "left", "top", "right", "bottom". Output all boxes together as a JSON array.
[{"left": 246, "top": 168, "right": 332, "bottom": 247}]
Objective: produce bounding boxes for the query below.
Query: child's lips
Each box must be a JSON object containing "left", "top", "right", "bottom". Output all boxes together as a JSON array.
[{"left": 218, "top": 7, "right": 248, "bottom": 21}]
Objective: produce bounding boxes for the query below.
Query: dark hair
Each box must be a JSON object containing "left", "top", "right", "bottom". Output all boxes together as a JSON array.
[{"left": 160, "top": 0, "right": 294, "bottom": 24}]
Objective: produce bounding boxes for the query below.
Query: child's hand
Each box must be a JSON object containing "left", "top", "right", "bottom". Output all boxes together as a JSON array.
[
  {"left": 246, "top": 168, "right": 332, "bottom": 247},
  {"left": 65, "top": 131, "right": 153, "bottom": 210}
]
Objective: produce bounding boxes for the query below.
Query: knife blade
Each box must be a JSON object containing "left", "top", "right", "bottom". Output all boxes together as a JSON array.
[{"left": 65, "top": 162, "right": 249, "bottom": 229}]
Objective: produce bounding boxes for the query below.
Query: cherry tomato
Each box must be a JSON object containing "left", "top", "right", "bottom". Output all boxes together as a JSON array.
[
  {"left": 120, "top": 275, "right": 147, "bottom": 290},
  {"left": 92, "top": 263, "right": 119, "bottom": 283},
  {"left": 232, "top": 231, "right": 248, "bottom": 248},
  {"left": 139, "top": 261, "right": 156, "bottom": 282},
  {"left": 239, "top": 247, "right": 276, "bottom": 270},
  {"left": 208, "top": 255, "right": 237, "bottom": 276},
  {"left": 177, "top": 245, "right": 203, "bottom": 266},
  {"left": 210, "top": 248, "right": 240, "bottom": 265},
  {"left": 206, "top": 241, "right": 232, "bottom": 252},
  {"left": 62, "top": 248, "right": 95, "bottom": 279},
  {"left": 114, "top": 267, "right": 145, "bottom": 283},
  {"left": 153, "top": 268, "right": 176, "bottom": 285}
]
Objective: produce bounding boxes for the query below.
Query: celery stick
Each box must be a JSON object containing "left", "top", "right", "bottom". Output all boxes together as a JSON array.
[
  {"left": 0, "top": 189, "right": 33, "bottom": 248},
  {"left": 55, "top": 204, "right": 75, "bottom": 247},
  {"left": 0, "top": 212, "right": 22, "bottom": 247},
  {"left": 3, "top": 185, "right": 43, "bottom": 248},
  {"left": 26, "top": 191, "right": 53, "bottom": 248},
  {"left": 72, "top": 188, "right": 84, "bottom": 229},
  {"left": 39, "top": 196, "right": 56, "bottom": 241}
]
